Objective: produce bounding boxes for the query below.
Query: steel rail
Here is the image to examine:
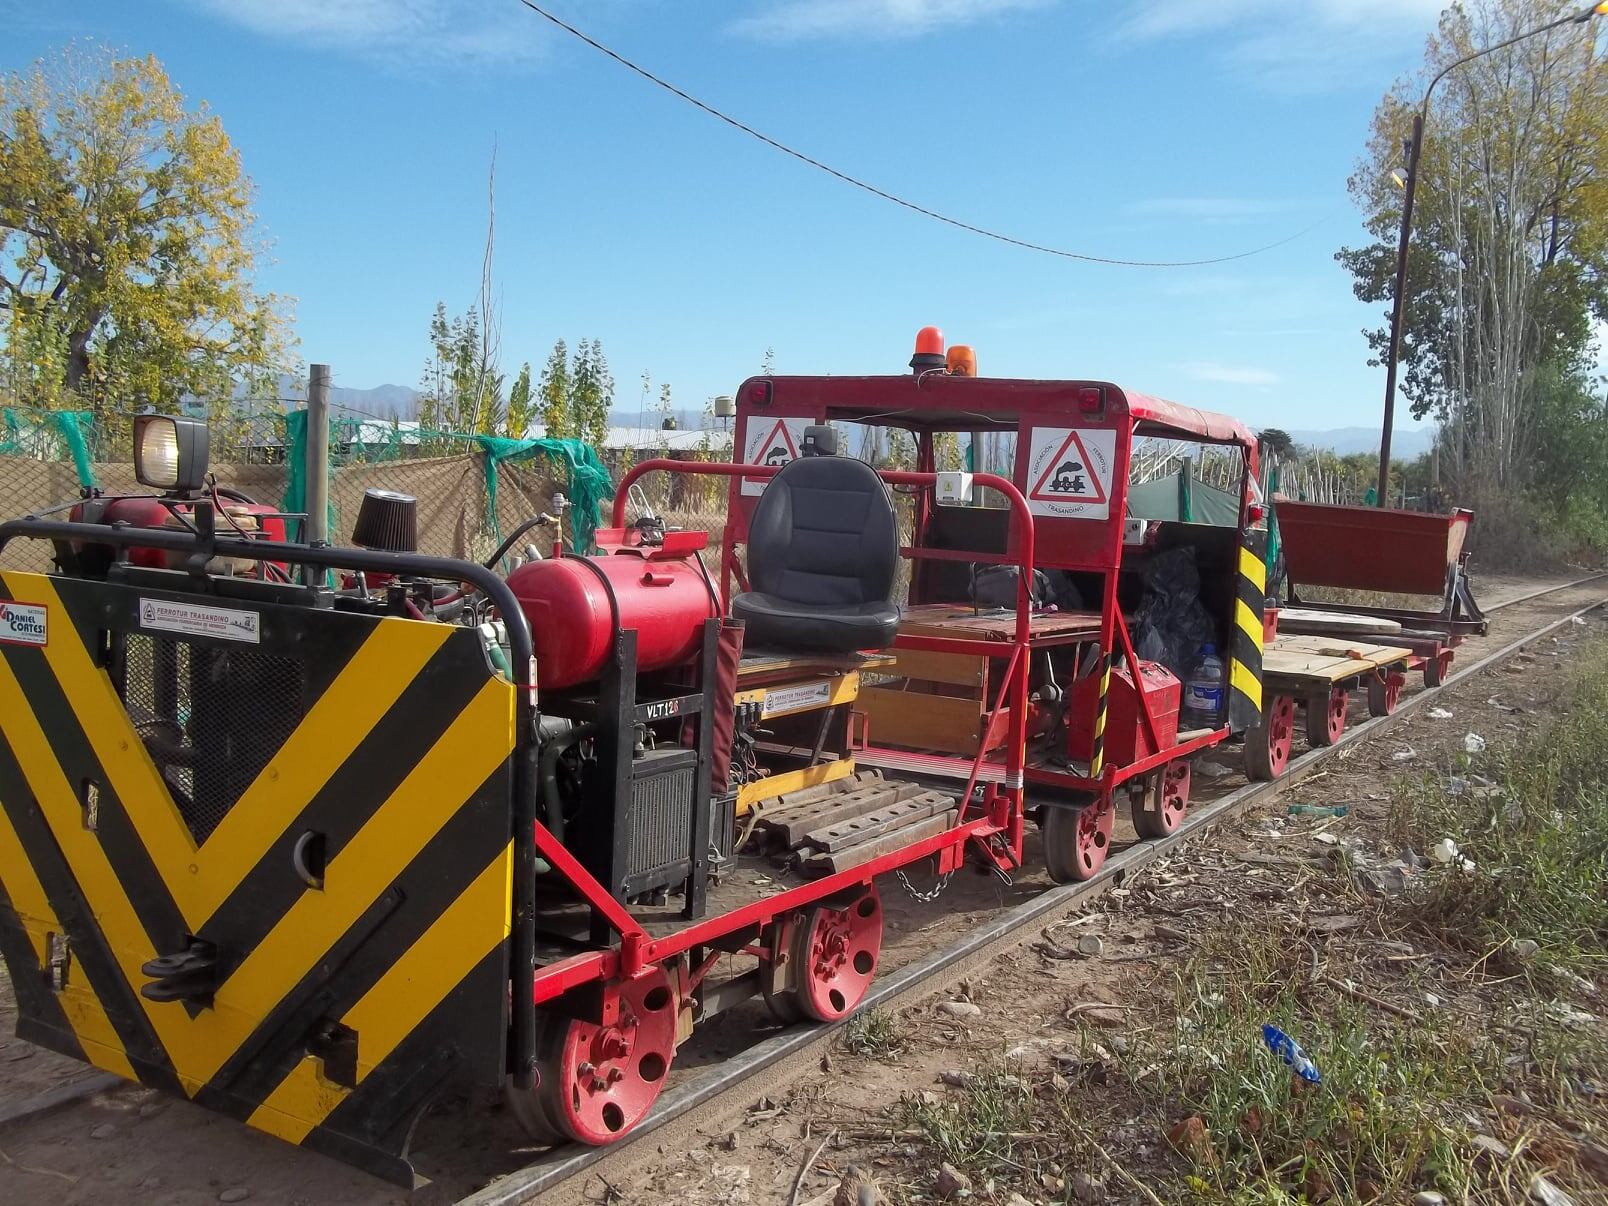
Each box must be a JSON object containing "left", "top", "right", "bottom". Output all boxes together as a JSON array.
[
  {"left": 457, "top": 577, "right": 1608, "bottom": 1206},
  {"left": 0, "top": 577, "right": 1598, "bottom": 1163}
]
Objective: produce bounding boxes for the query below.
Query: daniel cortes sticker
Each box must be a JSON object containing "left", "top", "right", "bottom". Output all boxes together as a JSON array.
[
  {"left": 1025, "top": 427, "right": 1117, "bottom": 520},
  {"left": 0, "top": 600, "right": 48, "bottom": 647},
  {"left": 140, "top": 598, "right": 261, "bottom": 644}
]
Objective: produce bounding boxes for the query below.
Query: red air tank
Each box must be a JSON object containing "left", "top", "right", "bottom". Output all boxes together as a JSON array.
[{"left": 507, "top": 550, "right": 721, "bottom": 690}]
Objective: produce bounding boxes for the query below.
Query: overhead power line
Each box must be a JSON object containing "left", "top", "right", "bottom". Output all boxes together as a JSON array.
[{"left": 514, "top": 0, "right": 1323, "bottom": 268}]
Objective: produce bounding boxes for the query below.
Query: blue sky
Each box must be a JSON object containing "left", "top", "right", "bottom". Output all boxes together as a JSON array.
[{"left": 6, "top": 0, "right": 1455, "bottom": 431}]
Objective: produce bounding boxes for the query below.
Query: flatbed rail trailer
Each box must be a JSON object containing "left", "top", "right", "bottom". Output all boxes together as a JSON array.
[
  {"left": 1, "top": 334, "right": 1276, "bottom": 1186},
  {"left": 1273, "top": 498, "right": 1488, "bottom": 689}
]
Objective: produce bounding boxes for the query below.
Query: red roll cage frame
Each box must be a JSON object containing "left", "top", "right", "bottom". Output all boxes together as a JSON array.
[{"left": 555, "top": 375, "right": 1260, "bottom": 1004}]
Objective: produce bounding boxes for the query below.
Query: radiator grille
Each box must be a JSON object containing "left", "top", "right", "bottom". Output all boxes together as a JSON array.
[
  {"left": 628, "top": 760, "right": 695, "bottom": 880},
  {"left": 117, "top": 633, "right": 305, "bottom": 844}
]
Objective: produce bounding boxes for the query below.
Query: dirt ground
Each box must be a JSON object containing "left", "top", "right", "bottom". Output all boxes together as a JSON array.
[
  {"left": 534, "top": 577, "right": 1608, "bottom": 1206},
  {"left": 0, "top": 571, "right": 1598, "bottom": 1206}
]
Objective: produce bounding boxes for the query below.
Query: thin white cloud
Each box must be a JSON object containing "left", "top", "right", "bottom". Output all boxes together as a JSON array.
[
  {"left": 1181, "top": 361, "right": 1280, "bottom": 387},
  {"left": 180, "top": 0, "right": 544, "bottom": 67},
  {"left": 1120, "top": 0, "right": 1442, "bottom": 40},
  {"left": 734, "top": 0, "right": 1051, "bottom": 42},
  {"left": 1113, "top": 0, "right": 1446, "bottom": 90}
]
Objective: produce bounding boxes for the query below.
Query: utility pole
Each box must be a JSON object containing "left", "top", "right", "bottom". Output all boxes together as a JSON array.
[
  {"left": 1376, "top": 112, "right": 1422, "bottom": 508},
  {"left": 306, "top": 363, "right": 331, "bottom": 549}
]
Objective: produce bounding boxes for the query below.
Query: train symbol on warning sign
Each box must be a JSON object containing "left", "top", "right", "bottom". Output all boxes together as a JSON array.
[{"left": 1047, "top": 460, "right": 1088, "bottom": 495}]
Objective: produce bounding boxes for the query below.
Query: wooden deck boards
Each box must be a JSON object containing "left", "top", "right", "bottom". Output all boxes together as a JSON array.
[{"left": 1264, "top": 633, "right": 1413, "bottom": 685}]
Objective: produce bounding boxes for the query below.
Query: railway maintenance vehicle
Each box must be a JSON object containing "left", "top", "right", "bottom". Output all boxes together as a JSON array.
[{"left": 0, "top": 329, "right": 1479, "bottom": 1184}]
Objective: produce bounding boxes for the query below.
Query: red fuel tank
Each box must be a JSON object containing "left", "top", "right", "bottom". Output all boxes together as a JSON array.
[
  {"left": 67, "top": 496, "right": 289, "bottom": 577},
  {"left": 506, "top": 551, "right": 721, "bottom": 690}
]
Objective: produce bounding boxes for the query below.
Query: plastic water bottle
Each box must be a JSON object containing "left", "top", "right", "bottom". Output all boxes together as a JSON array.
[{"left": 1183, "top": 643, "right": 1225, "bottom": 728}]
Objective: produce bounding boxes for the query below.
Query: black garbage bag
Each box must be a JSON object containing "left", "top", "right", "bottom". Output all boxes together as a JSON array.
[{"left": 1132, "top": 546, "right": 1215, "bottom": 681}]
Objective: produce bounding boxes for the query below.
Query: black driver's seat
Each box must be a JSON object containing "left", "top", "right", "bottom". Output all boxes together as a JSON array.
[{"left": 730, "top": 439, "right": 900, "bottom": 653}]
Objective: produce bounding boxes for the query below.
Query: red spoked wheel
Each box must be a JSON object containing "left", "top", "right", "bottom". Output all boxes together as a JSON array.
[
  {"left": 1424, "top": 651, "right": 1452, "bottom": 688},
  {"left": 1132, "top": 760, "right": 1190, "bottom": 840},
  {"left": 765, "top": 887, "right": 884, "bottom": 1023},
  {"left": 794, "top": 889, "right": 883, "bottom": 1021},
  {"left": 508, "top": 966, "right": 678, "bottom": 1147},
  {"left": 1043, "top": 798, "right": 1114, "bottom": 883},
  {"left": 1245, "top": 694, "right": 1296, "bottom": 781},
  {"left": 1305, "top": 687, "right": 1348, "bottom": 747},
  {"left": 1368, "top": 671, "right": 1405, "bottom": 717}
]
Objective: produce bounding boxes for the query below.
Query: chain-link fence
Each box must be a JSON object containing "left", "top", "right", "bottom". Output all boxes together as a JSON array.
[{"left": 0, "top": 401, "right": 744, "bottom": 576}]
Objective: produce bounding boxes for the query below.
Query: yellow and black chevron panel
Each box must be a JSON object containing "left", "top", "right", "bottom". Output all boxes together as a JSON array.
[
  {"left": 0, "top": 570, "right": 517, "bottom": 1185},
  {"left": 1228, "top": 530, "right": 1268, "bottom": 734}
]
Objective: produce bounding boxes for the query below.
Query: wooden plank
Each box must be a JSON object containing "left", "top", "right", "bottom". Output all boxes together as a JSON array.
[
  {"left": 897, "top": 607, "right": 1102, "bottom": 644},
  {"left": 759, "top": 782, "right": 927, "bottom": 848},
  {"left": 1278, "top": 606, "right": 1403, "bottom": 635},
  {"left": 798, "top": 809, "right": 958, "bottom": 877},
  {"left": 798, "top": 793, "right": 954, "bottom": 852},
  {"left": 882, "top": 646, "right": 988, "bottom": 688},
  {"left": 857, "top": 686, "right": 989, "bottom": 756},
  {"left": 736, "top": 758, "right": 856, "bottom": 818},
  {"left": 737, "top": 650, "right": 896, "bottom": 682},
  {"left": 1272, "top": 634, "right": 1412, "bottom": 661},
  {"left": 1263, "top": 640, "right": 1413, "bottom": 686}
]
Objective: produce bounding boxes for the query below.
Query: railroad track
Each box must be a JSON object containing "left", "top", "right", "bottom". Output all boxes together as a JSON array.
[
  {"left": 0, "top": 576, "right": 1600, "bottom": 1204},
  {"left": 462, "top": 575, "right": 1607, "bottom": 1206}
]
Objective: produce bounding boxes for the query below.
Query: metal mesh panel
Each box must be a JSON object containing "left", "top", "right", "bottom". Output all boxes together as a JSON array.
[
  {"left": 628, "top": 761, "right": 696, "bottom": 880},
  {"left": 118, "top": 632, "right": 305, "bottom": 844}
]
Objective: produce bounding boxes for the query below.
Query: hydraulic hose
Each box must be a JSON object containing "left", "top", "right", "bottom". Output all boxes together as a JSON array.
[{"left": 538, "top": 722, "right": 597, "bottom": 844}]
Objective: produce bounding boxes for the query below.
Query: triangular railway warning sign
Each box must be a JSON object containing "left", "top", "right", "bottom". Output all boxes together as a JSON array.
[
  {"left": 753, "top": 419, "right": 800, "bottom": 468},
  {"left": 1028, "top": 430, "right": 1108, "bottom": 505}
]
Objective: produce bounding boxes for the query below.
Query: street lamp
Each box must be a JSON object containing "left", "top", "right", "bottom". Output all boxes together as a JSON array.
[{"left": 1374, "top": 0, "right": 1607, "bottom": 507}]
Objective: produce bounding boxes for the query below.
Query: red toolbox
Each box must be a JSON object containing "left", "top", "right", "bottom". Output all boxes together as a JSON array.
[{"left": 1068, "top": 660, "right": 1181, "bottom": 769}]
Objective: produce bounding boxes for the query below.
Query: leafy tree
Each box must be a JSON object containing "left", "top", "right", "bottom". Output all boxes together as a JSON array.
[
  {"left": 1336, "top": 0, "right": 1607, "bottom": 486},
  {"left": 1258, "top": 428, "right": 1297, "bottom": 461},
  {"left": 506, "top": 361, "right": 534, "bottom": 439},
  {"left": 539, "top": 339, "right": 572, "bottom": 438},
  {"left": 0, "top": 46, "right": 291, "bottom": 412},
  {"left": 571, "top": 337, "right": 613, "bottom": 449},
  {"left": 417, "top": 302, "right": 501, "bottom": 436}
]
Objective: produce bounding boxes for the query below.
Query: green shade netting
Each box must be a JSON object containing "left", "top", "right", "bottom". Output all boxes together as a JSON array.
[
  {"left": 1126, "top": 469, "right": 1239, "bottom": 526},
  {"left": 475, "top": 435, "right": 614, "bottom": 555},
  {"left": 279, "top": 409, "right": 335, "bottom": 538},
  {"left": 281, "top": 413, "right": 614, "bottom": 555},
  {"left": 1, "top": 407, "right": 96, "bottom": 487},
  {"left": 1265, "top": 466, "right": 1282, "bottom": 576}
]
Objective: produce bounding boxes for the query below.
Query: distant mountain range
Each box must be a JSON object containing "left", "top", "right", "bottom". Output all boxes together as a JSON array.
[
  {"left": 1285, "top": 427, "right": 1435, "bottom": 458},
  {"left": 251, "top": 375, "right": 422, "bottom": 419},
  {"left": 256, "top": 378, "right": 1436, "bottom": 458}
]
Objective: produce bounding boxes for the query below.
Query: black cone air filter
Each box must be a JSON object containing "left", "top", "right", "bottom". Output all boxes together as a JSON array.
[{"left": 351, "top": 489, "right": 418, "bottom": 552}]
